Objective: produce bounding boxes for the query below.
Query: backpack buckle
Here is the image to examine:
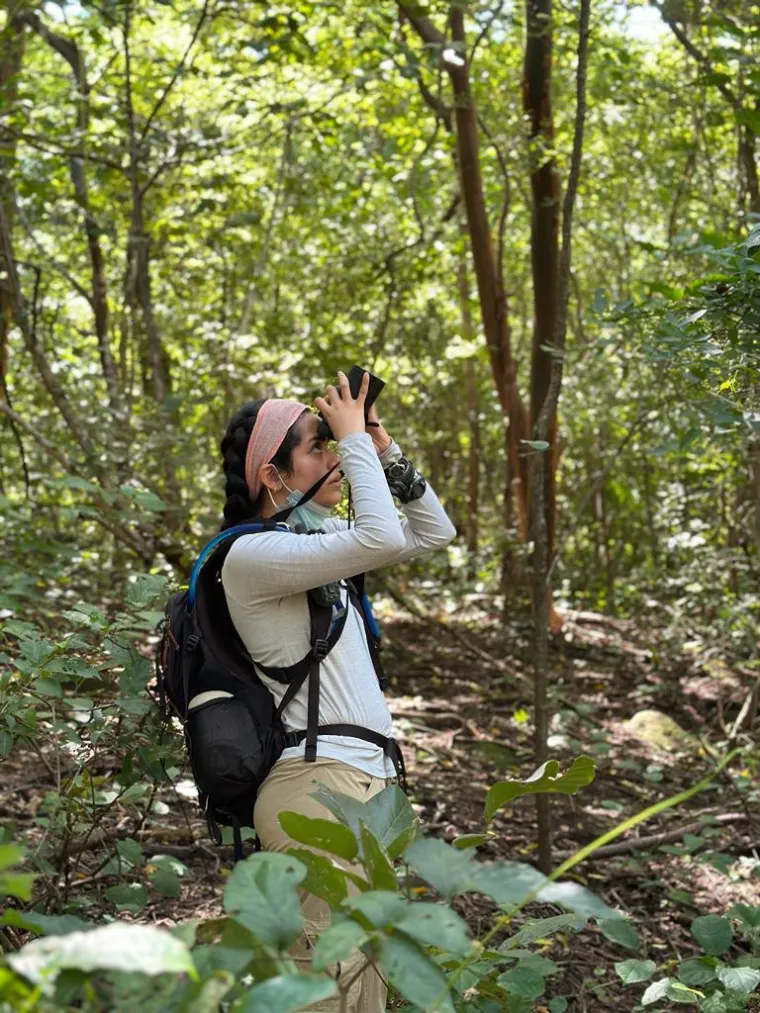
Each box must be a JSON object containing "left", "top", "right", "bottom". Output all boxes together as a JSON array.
[
  {"left": 186, "top": 633, "right": 201, "bottom": 652},
  {"left": 312, "top": 638, "right": 330, "bottom": 659}
]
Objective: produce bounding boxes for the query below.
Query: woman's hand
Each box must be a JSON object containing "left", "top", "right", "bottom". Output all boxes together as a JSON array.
[
  {"left": 366, "top": 402, "right": 393, "bottom": 455},
  {"left": 313, "top": 371, "right": 369, "bottom": 442}
]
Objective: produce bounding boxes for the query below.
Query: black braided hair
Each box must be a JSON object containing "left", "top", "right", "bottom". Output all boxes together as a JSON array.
[{"left": 220, "top": 399, "right": 306, "bottom": 530}]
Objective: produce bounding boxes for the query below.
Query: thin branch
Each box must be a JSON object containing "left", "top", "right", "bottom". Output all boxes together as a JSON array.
[{"left": 138, "top": 0, "right": 213, "bottom": 145}]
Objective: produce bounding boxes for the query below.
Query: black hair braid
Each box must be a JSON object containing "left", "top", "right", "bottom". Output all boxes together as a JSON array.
[{"left": 219, "top": 399, "right": 306, "bottom": 531}]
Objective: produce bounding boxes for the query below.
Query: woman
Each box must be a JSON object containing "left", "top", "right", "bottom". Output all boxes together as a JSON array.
[{"left": 219, "top": 371, "right": 456, "bottom": 1011}]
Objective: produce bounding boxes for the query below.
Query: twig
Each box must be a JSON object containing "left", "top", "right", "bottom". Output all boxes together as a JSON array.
[{"left": 553, "top": 812, "right": 748, "bottom": 860}]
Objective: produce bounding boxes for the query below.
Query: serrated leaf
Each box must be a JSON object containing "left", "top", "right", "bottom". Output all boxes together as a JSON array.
[
  {"left": 344, "top": 891, "right": 408, "bottom": 928},
  {"left": 484, "top": 757, "right": 595, "bottom": 822}
]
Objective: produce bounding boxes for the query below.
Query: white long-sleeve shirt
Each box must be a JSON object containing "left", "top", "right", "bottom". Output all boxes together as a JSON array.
[{"left": 221, "top": 431, "right": 456, "bottom": 778}]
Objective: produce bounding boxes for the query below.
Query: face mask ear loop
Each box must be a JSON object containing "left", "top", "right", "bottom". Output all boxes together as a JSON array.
[{"left": 271, "top": 463, "right": 340, "bottom": 523}]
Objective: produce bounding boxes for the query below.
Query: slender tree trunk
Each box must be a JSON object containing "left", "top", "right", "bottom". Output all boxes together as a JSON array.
[
  {"left": 526, "top": 0, "right": 591, "bottom": 873},
  {"left": 457, "top": 218, "right": 481, "bottom": 562}
]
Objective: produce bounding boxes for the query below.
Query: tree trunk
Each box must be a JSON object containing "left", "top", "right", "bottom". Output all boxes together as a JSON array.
[{"left": 457, "top": 218, "right": 481, "bottom": 562}]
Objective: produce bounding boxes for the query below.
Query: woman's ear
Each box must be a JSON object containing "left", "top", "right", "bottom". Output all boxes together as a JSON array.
[{"left": 258, "top": 463, "right": 281, "bottom": 493}]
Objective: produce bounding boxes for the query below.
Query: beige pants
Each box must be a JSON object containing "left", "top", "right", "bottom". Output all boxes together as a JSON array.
[{"left": 254, "top": 757, "right": 393, "bottom": 1013}]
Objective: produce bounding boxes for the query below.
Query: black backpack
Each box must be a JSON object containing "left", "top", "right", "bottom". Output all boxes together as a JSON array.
[{"left": 155, "top": 521, "right": 406, "bottom": 859}]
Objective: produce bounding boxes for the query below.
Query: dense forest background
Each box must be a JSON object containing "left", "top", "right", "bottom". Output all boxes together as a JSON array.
[{"left": 1, "top": 0, "right": 759, "bottom": 1010}]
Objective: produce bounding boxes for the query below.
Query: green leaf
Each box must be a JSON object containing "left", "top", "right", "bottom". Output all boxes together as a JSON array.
[
  {"left": 497, "top": 965, "right": 546, "bottom": 999},
  {"left": 521, "top": 439, "right": 551, "bottom": 451},
  {"left": 405, "top": 837, "right": 475, "bottom": 898},
  {"left": 503, "top": 914, "right": 587, "bottom": 949},
  {"left": 548, "top": 1000, "right": 568, "bottom": 1013},
  {"left": 536, "top": 881, "right": 620, "bottom": 920},
  {"left": 677, "top": 957, "right": 717, "bottom": 986},
  {"left": 715, "top": 965, "right": 760, "bottom": 992},
  {"left": 691, "top": 915, "right": 733, "bottom": 955},
  {"left": 125, "top": 574, "right": 168, "bottom": 608},
  {"left": 311, "top": 920, "right": 369, "bottom": 972},
  {"left": 223, "top": 852, "right": 305, "bottom": 951},
  {"left": 287, "top": 848, "right": 350, "bottom": 908},
  {"left": 728, "top": 903, "right": 760, "bottom": 928},
  {"left": 641, "top": 977, "right": 673, "bottom": 1006},
  {"left": 1, "top": 911, "right": 92, "bottom": 936},
  {"left": 0, "top": 730, "right": 13, "bottom": 755},
  {"left": 484, "top": 757, "right": 595, "bottom": 822},
  {"left": 377, "top": 934, "right": 454, "bottom": 1012},
  {"left": 468, "top": 860, "right": 546, "bottom": 907},
  {"left": 309, "top": 784, "right": 417, "bottom": 858},
  {"left": 615, "top": 959, "right": 656, "bottom": 984},
  {"left": 279, "top": 811, "right": 359, "bottom": 861},
  {"left": 395, "top": 903, "right": 472, "bottom": 956},
  {"left": 149, "top": 869, "right": 181, "bottom": 898},
  {"left": 599, "top": 917, "right": 640, "bottom": 950},
  {"left": 344, "top": 891, "right": 408, "bottom": 929},
  {"left": 452, "top": 834, "right": 490, "bottom": 850},
  {"left": 104, "top": 883, "right": 147, "bottom": 912},
  {"left": 359, "top": 822, "right": 396, "bottom": 891},
  {"left": 238, "top": 974, "right": 336, "bottom": 1013},
  {"left": 115, "top": 838, "right": 144, "bottom": 869},
  {"left": 8, "top": 923, "right": 195, "bottom": 983}
]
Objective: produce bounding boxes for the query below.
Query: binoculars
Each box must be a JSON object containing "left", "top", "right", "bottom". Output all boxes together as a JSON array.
[{"left": 316, "top": 366, "right": 385, "bottom": 442}]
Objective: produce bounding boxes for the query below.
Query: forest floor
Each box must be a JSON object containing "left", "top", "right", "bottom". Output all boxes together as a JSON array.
[{"left": 3, "top": 592, "right": 759, "bottom": 1012}]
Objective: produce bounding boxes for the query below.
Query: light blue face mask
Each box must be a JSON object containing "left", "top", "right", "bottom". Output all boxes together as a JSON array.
[{"left": 267, "top": 471, "right": 335, "bottom": 532}]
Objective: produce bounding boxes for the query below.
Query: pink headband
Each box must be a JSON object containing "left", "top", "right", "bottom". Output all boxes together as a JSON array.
[{"left": 244, "top": 399, "right": 309, "bottom": 503}]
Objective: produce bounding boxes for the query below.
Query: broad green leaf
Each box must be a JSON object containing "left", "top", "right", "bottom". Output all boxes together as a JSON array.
[
  {"left": 728, "top": 904, "right": 760, "bottom": 928},
  {"left": 1, "top": 910, "right": 92, "bottom": 936},
  {"left": 287, "top": 849, "right": 350, "bottom": 908},
  {"left": 238, "top": 973, "right": 336, "bottom": 1013},
  {"left": 548, "top": 1000, "right": 568, "bottom": 1012},
  {"left": 0, "top": 872, "right": 37, "bottom": 901},
  {"left": 344, "top": 891, "right": 409, "bottom": 928},
  {"left": 468, "top": 860, "right": 546, "bottom": 907},
  {"left": 0, "top": 845, "right": 23, "bottom": 872},
  {"left": 377, "top": 934, "right": 454, "bottom": 1012},
  {"left": 311, "top": 920, "right": 369, "bottom": 972},
  {"left": 149, "top": 869, "right": 181, "bottom": 898},
  {"left": 484, "top": 757, "right": 595, "bottom": 822},
  {"left": 359, "top": 823, "right": 396, "bottom": 891},
  {"left": 309, "top": 784, "right": 417, "bottom": 858},
  {"left": 503, "top": 914, "right": 587, "bottom": 949},
  {"left": 536, "top": 881, "right": 620, "bottom": 920},
  {"left": 8, "top": 923, "right": 195, "bottom": 983},
  {"left": 395, "top": 903, "right": 472, "bottom": 956},
  {"left": 115, "top": 838, "right": 144, "bottom": 869},
  {"left": 641, "top": 977, "right": 673, "bottom": 1006},
  {"left": 405, "top": 837, "right": 475, "bottom": 898},
  {"left": 223, "top": 852, "right": 305, "bottom": 951},
  {"left": 615, "top": 959, "right": 656, "bottom": 984},
  {"left": 452, "top": 834, "right": 490, "bottom": 850},
  {"left": 185, "top": 973, "right": 235, "bottom": 1012},
  {"left": 497, "top": 965, "right": 546, "bottom": 999},
  {"left": 716, "top": 965, "right": 760, "bottom": 992},
  {"left": 691, "top": 915, "right": 733, "bottom": 955},
  {"left": 105, "top": 882, "right": 147, "bottom": 912},
  {"left": 279, "top": 811, "right": 358, "bottom": 861},
  {"left": 677, "top": 957, "right": 717, "bottom": 986},
  {"left": 0, "top": 730, "right": 13, "bottom": 755},
  {"left": 599, "top": 917, "right": 640, "bottom": 950}
]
